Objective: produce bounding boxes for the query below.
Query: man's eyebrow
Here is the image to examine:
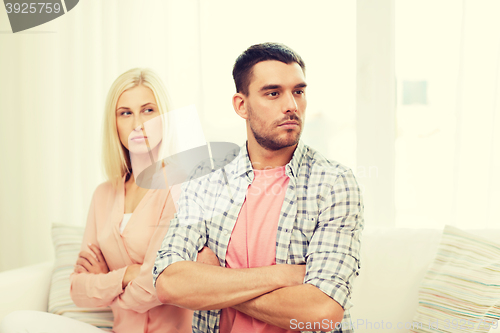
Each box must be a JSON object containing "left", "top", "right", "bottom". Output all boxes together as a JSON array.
[
  {"left": 259, "top": 84, "right": 281, "bottom": 92},
  {"left": 258, "top": 83, "right": 307, "bottom": 92},
  {"left": 116, "top": 102, "right": 157, "bottom": 111}
]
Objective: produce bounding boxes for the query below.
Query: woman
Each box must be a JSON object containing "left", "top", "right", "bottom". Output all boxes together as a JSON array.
[
  {"left": 70, "top": 68, "right": 193, "bottom": 333},
  {"left": 0, "top": 68, "right": 193, "bottom": 333}
]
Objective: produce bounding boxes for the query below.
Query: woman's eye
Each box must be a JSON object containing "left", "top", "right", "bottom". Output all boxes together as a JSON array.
[
  {"left": 144, "top": 108, "right": 154, "bottom": 114},
  {"left": 120, "top": 111, "right": 131, "bottom": 116}
]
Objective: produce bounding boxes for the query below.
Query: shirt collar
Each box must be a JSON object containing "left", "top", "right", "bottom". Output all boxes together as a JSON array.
[
  {"left": 286, "top": 140, "right": 306, "bottom": 178},
  {"left": 231, "top": 142, "right": 253, "bottom": 180},
  {"left": 231, "top": 140, "right": 306, "bottom": 180}
]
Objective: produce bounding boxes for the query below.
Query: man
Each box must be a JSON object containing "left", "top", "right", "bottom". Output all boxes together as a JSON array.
[{"left": 153, "top": 43, "right": 364, "bottom": 333}]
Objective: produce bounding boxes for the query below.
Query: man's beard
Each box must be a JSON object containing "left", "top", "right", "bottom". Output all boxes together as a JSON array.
[{"left": 248, "top": 104, "right": 303, "bottom": 151}]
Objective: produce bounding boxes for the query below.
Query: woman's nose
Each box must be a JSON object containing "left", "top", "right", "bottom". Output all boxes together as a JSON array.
[{"left": 132, "top": 117, "right": 143, "bottom": 131}]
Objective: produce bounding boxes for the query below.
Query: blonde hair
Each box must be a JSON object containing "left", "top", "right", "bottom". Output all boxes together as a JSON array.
[{"left": 102, "top": 68, "right": 173, "bottom": 188}]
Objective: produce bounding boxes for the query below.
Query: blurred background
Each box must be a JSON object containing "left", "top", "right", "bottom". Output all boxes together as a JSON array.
[{"left": 0, "top": 0, "right": 499, "bottom": 272}]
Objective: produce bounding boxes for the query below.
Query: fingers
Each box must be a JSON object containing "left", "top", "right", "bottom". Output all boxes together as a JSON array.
[
  {"left": 74, "top": 264, "right": 88, "bottom": 274},
  {"left": 78, "top": 250, "right": 98, "bottom": 268},
  {"left": 88, "top": 243, "right": 106, "bottom": 264},
  {"left": 75, "top": 257, "right": 93, "bottom": 272}
]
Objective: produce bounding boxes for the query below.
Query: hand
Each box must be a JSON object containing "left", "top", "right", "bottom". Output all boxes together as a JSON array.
[
  {"left": 277, "top": 264, "right": 306, "bottom": 287},
  {"left": 122, "top": 264, "right": 141, "bottom": 289},
  {"left": 196, "top": 246, "right": 220, "bottom": 266},
  {"left": 74, "top": 243, "right": 109, "bottom": 274}
]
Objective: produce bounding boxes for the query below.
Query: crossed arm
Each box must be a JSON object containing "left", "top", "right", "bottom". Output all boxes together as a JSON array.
[
  {"left": 79, "top": 244, "right": 344, "bottom": 330},
  {"left": 74, "top": 244, "right": 141, "bottom": 289},
  {"left": 155, "top": 168, "right": 362, "bottom": 330},
  {"left": 70, "top": 228, "right": 160, "bottom": 312},
  {"left": 156, "top": 250, "right": 344, "bottom": 330},
  {"left": 70, "top": 185, "right": 178, "bottom": 312}
]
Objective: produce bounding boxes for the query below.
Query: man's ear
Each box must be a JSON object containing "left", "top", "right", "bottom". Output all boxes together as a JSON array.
[{"left": 232, "top": 93, "right": 248, "bottom": 120}]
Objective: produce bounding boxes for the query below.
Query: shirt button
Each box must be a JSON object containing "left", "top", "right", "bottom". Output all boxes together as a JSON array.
[{"left": 223, "top": 229, "right": 229, "bottom": 236}]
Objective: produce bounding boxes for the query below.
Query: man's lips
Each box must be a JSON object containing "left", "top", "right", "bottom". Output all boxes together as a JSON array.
[{"left": 279, "top": 121, "right": 300, "bottom": 127}]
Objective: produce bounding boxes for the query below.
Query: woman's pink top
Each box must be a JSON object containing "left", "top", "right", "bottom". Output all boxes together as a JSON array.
[{"left": 70, "top": 176, "right": 193, "bottom": 333}]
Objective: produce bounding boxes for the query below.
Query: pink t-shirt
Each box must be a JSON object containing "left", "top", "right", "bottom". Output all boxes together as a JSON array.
[{"left": 219, "top": 166, "right": 294, "bottom": 333}]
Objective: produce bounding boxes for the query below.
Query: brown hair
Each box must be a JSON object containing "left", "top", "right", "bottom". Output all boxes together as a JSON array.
[{"left": 232, "top": 42, "right": 306, "bottom": 96}]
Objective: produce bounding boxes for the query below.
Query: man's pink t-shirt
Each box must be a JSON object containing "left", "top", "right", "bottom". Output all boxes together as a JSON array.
[{"left": 219, "top": 166, "right": 294, "bottom": 333}]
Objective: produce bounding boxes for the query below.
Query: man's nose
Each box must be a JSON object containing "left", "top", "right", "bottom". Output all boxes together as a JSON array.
[{"left": 283, "top": 91, "right": 298, "bottom": 113}]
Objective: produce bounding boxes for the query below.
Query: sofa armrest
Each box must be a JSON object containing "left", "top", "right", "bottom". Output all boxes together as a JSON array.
[{"left": 0, "top": 261, "right": 53, "bottom": 321}]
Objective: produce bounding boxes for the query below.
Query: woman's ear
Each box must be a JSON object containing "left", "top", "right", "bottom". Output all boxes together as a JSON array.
[{"left": 232, "top": 93, "right": 248, "bottom": 120}]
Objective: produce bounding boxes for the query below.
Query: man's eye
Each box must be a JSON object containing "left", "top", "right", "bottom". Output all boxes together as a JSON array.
[
  {"left": 295, "top": 90, "right": 304, "bottom": 95},
  {"left": 268, "top": 92, "right": 278, "bottom": 97}
]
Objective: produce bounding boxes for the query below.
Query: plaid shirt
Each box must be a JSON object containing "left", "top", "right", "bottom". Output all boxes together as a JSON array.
[{"left": 153, "top": 141, "right": 364, "bottom": 333}]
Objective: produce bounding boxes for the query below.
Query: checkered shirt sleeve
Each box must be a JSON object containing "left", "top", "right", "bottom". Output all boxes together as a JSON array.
[
  {"left": 303, "top": 168, "right": 363, "bottom": 311},
  {"left": 152, "top": 162, "right": 213, "bottom": 287}
]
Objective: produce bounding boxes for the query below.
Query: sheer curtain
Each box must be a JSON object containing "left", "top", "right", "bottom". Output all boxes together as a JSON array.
[
  {"left": 394, "top": 0, "right": 500, "bottom": 229},
  {"left": 451, "top": 0, "right": 500, "bottom": 229},
  {"left": 0, "top": 0, "right": 203, "bottom": 272},
  {"left": 0, "top": 0, "right": 356, "bottom": 272}
]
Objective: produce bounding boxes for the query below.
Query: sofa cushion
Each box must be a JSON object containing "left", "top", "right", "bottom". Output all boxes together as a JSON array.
[
  {"left": 48, "top": 223, "right": 114, "bottom": 331},
  {"left": 350, "top": 228, "right": 444, "bottom": 332},
  {"left": 410, "top": 225, "right": 500, "bottom": 333}
]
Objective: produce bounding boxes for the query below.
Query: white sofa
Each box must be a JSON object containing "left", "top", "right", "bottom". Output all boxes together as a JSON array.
[
  {"left": 1, "top": 228, "right": 499, "bottom": 332},
  {"left": 0, "top": 261, "right": 53, "bottom": 321}
]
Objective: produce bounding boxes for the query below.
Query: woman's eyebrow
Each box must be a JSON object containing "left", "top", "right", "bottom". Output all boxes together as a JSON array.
[{"left": 116, "top": 102, "right": 157, "bottom": 111}]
